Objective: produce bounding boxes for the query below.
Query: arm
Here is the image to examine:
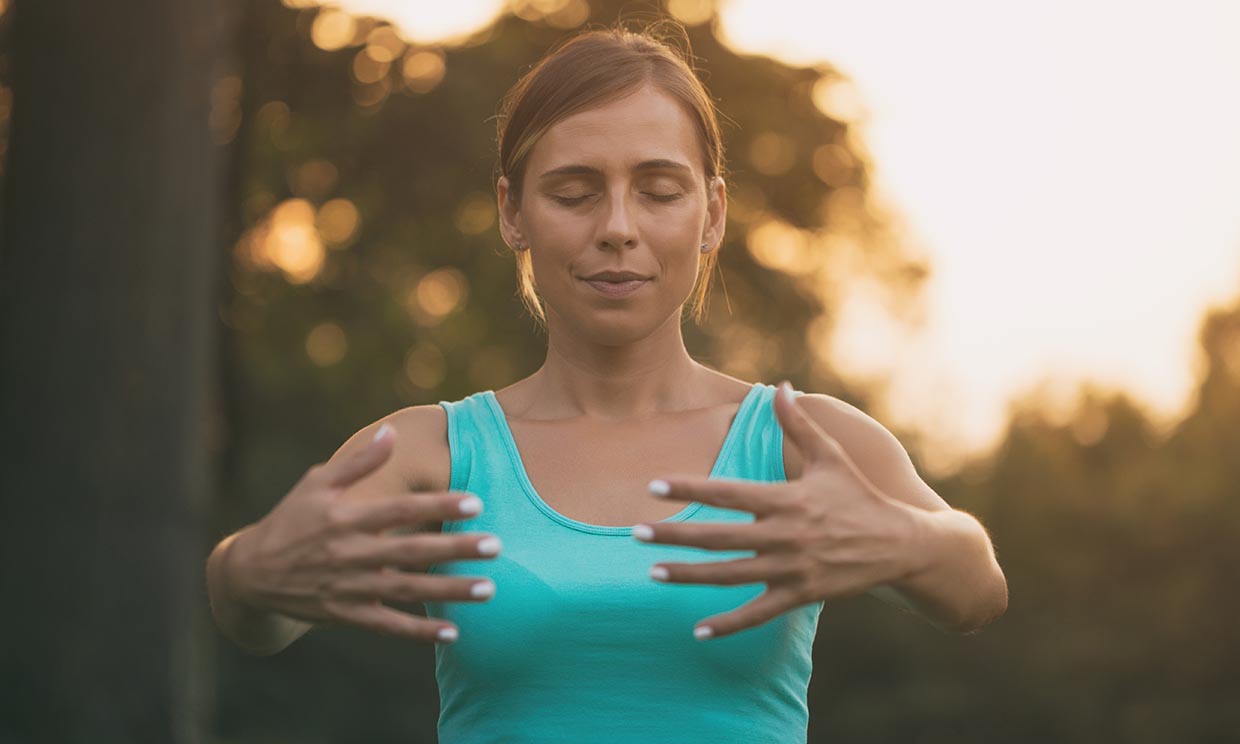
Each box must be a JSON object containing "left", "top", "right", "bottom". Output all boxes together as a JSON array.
[
  {"left": 205, "top": 524, "right": 313, "bottom": 656},
  {"left": 881, "top": 504, "right": 1008, "bottom": 634},
  {"left": 205, "top": 405, "right": 448, "bottom": 655},
  {"left": 792, "top": 394, "right": 1008, "bottom": 634}
]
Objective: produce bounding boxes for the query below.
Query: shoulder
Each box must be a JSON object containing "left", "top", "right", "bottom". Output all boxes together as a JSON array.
[
  {"left": 326, "top": 404, "right": 452, "bottom": 535},
  {"left": 330, "top": 403, "right": 451, "bottom": 493},
  {"left": 384, "top": 404, "right": 452, "bottom": 492},
  {"left": 782, "top": 392, "right": 948, "bottom": 511}
]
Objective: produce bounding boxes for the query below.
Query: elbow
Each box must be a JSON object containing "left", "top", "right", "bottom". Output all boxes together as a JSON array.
[{"left": 948, "top": 570, "right": 1009, "bottom": 636}]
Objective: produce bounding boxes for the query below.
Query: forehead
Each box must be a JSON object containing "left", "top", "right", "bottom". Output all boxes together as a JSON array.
[{"left": 527, "top": 84, "right": 702, "bottom": 177}]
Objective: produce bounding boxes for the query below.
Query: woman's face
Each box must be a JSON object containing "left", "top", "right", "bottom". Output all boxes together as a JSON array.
[{"left": 497, "top": 83, "right": 726, "bottom": 345}]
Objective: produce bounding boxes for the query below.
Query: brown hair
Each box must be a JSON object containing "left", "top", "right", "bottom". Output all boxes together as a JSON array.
[{"left": 495, "top": 19, "right": 728, "bottom": 329}]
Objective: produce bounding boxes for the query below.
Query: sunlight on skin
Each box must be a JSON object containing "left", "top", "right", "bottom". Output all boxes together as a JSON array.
[
  {"left": 322, "top": 0, "right": 1240, "bottom": 475},
  {"left": 719, "top": 0, "right": 1240, "bottom": 475}
]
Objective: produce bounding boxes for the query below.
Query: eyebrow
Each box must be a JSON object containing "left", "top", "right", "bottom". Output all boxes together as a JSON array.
[{"left": 537, "top": 159, "right": 692, "bottom": 179}]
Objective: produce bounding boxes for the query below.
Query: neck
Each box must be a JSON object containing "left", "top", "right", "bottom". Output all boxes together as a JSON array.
[{"left": 519, "top": 308, "right": 711, "bottom": 421}]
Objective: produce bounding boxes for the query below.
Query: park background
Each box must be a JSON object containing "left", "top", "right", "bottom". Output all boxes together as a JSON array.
[{"left": 1, "top": 0, "right": 1238, "bottom": 742}]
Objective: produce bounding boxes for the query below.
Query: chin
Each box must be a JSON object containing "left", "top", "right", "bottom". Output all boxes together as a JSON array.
[{"left": 547, "top": 304, "right": 672, "bottom": 346}]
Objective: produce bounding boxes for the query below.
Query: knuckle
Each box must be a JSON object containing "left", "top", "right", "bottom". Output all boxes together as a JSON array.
[
  {"left": 320, "top": 598, "right": 351, "bottom": 624},
  {"left": 390, "top": 537, "right": 427, "bottom": 565},
  {"left": 324, "top": 503, "right": 353, "bottom": 531},
  {"left": 305, "top": 463, "right": 330, "bottom": 483},
  {"left": 785, "top": 490, "right": 812, "bottom": 513},
  {"left": 790, "top": 557, "right": 815, "bottom": 584},
  {"left": 775, "top": 528, "right": 804, "bottom": 551},
  {"left": 318, "top": 577, "right": 346, "bottom": 601},
  {"left": 402, "top": 499, "right": 429, "bottom": 522},
  {"left": 322, "top": 538, "right": 353, "bottom": 565},
  {"left": 790, "top": 526, "right": 816, "bottom": 550},
  {"left": 386, "top": 575, "right": 417, "bottom": 601}
]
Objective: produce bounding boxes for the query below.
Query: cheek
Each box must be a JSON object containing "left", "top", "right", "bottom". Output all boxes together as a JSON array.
[{"left": 525, "top": 205, "right": 588, "bottom": 248}]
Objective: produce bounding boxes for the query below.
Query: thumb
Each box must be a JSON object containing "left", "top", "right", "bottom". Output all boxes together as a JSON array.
[
  {"left": 326, "top": 422, "right": 397, "bottom": 489},
  {"left": 772, "top": 381, "right": 838, "bottom": 467}
]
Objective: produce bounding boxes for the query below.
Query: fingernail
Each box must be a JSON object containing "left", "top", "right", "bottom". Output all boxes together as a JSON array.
[
  {"left": 694, "top": 625, "right": 714, "bottom": 640},
  {"left": 650, "top": 565, "right": 669, "bottom": 580},
  {"left": 459, "top": 496, "right": 483, "bottom": 515},
  {"left": 471, "top": 581, "right": 495, "bottom": 599},
  {"left": 648, "top": 479, "right": 670, "bottom": 497},
  {"left": 477, "top": 536, "right": 502, "bottom": 555},
  {"left": 779, "top": 381, "right": 793, "bottom": 401},
  {"left": 373, "top": 422, "right": 394, "bottom": 442},
  {"left": 632, "top": 524, "right": 654, "bottom": 541},
  {"left": 437, "top": 627, "right": 458, "bottom": 643}
]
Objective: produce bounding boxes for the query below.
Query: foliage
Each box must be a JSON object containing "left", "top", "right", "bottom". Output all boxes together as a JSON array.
[{"left": 208, "top": 1, "right": 1240, "bottom": 742}]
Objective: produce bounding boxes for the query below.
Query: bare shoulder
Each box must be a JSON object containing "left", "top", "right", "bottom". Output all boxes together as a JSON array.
[
  {"left": 326, "top": 404, "right": 452, "bottom": 531},
  {"left": 384, "top": 403, "right": 452, "bottom": 492},
  {"left": 783, "top": 392, "right": 949, "bottom": 512}
]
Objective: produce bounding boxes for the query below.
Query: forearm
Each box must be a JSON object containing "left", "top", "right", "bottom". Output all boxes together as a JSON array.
[
  {"left": 883, "top": 506, "right": 1008, "bottom": 634},
  {"left": 205, "top": 526, "right": 313, "bottom": 656}
]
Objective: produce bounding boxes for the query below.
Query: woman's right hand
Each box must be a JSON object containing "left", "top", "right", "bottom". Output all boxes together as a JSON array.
[{"left": 224, "top": 424, "right": 498, "bottom": 644}]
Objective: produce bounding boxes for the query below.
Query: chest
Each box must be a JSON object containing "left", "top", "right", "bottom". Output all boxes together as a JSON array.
[{"left": 506, "top": 408, "right": 745, "bottom": 527}]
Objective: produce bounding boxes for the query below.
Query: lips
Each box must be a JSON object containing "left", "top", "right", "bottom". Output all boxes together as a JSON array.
[
  {"left": 581, "top": 277, "right": 649, "bottom": 298},
  {"left": 583, "top": 271, "right": 650, "bottom": 282}
]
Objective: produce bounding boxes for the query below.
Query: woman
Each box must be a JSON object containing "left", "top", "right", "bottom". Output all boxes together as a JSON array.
[{"left": 206, "top": 21, "right": 1008, "bottom": 743}]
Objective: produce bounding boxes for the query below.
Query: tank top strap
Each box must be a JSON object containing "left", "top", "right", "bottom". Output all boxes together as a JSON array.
[
  {"left": 713, "top": 382, "right": 807, "bottom": 484},
  {"left": 435, "top": 391, "right": 515, "bottom": 499}
]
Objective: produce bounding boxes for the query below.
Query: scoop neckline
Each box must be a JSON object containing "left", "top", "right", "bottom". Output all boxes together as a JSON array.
[{"left": 480, "top": 382, "right": 764, "bottom": 536}]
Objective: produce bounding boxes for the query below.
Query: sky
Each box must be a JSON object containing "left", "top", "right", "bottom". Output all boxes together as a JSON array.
[
  {"left": 715, "top": 0, "right": 1240, "bottom": 474},
  {"left": 317, "top": 0, "right": 1240, "bottom": 475}
]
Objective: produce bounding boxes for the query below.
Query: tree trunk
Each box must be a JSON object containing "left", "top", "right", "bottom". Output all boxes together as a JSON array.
[{"left": 0, "top": 0, "right": 227, "bottom": 741}]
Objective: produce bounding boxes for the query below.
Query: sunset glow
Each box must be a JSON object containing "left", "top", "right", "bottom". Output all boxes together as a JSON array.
[{"left": 315, "top": 0, "right": 1240, "bottom": 475}]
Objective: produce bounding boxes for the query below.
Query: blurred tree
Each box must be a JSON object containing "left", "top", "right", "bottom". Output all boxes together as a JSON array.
[
  {"left": 209, "top": 1, "right": 1240, "bottom": 743},
  {"left": 806, "top": 295, "right": 1240, "bottom": 743},
  {"left": 0, "top": 0, "right": 232, "bottom": 741}
]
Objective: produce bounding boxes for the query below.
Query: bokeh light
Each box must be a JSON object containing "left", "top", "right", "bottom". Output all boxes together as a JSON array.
[
  {"left": 305, "top": 322, "right": 348, "bottom": 366},
  {"left": 453, "top": 192, "right": 496, "bottom": 236},
  {"left": 235, "top": 198, "right": 326, "bottom": 284},
  {"left": 316, "top": 198, "right": 360, "bottom": 245},
  {"left": 401, "top": 49, "right": 446, "bottom": 93},
  {"left": 405, "top": 267, "right": 469, "bottom": 326},
  {"left": 403, "top": 341, "right": 447, "bottom": 388}
]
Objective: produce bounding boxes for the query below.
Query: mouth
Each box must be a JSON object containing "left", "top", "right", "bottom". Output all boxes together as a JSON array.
[{"left": 578, "top": 276, "right": 650, "bottom": 298}]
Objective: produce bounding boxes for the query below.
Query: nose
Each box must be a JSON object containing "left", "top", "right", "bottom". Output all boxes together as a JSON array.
[{"left": 598, "top": 189, "right": 638, "bottom": 251}]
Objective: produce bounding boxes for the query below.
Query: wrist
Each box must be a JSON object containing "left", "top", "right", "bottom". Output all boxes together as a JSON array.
[{"left": 219, "top": 525, "right": 262, "bottom": 612}]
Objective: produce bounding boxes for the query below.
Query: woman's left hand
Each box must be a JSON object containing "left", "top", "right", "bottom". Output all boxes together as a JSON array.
[{"left": 634, "top": 382, "right": 925, "bottom": 640}]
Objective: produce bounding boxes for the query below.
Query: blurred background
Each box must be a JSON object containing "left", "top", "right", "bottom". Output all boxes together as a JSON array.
[{"left": 1, "top": 0, "right": 1238, "bottom": 742}]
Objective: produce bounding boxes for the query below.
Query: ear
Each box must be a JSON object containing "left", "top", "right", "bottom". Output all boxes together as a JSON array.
[
  {"left": 701, "top": 176, "right": 727, "bottom": 252},
  {"left": 497, "top": 176, "right": 528, "bottom": 252}
]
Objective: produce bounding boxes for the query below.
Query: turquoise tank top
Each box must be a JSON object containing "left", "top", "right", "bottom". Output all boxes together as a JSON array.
[{"left": 423, "top": 382, "right": 823, "bottom": 743}]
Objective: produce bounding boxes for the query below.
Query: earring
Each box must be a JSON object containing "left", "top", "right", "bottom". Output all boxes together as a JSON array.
[{"left": 700, "top": 242, "right": 710, "bottom": 253}]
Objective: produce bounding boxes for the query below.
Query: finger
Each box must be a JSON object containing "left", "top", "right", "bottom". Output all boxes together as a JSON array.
[
  {"left": 692, "top": 585, "right": 809, "bottom": 641},
  {"left": 334, "top": 532, "right": 502, "bottom": 570},
  {"left": 325, "top": 422, "right": 398, "bottom": 489},
  {"left": 330, "top": 569, "right": 496, "bottom": 605},
  {"left": 632, "top": 520, "right": 788, "bottom": 551},
  {"left": 649, "top": 476, "right": 788, "bottom": 517},
  {"left": 328, "top": 599, "right": 460, "bottom": 644},
  {"left": 335, "top": 491, "right": 485, "bottom": 534},
  {"left": 772, "top": 381, "right": 840, "bottom": 467},
  {"left": 650, "top": 554, "right": 797, "bottom": 586}
]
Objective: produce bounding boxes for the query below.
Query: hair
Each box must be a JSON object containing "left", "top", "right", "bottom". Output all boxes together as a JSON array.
[{"left": 494, "top": 19, "right": 728, "bottom": 330}]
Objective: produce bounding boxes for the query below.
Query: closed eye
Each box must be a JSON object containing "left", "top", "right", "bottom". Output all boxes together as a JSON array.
[
  {"left": 550, "top": 194, "right": 593, "bottom": 206},
  {"left": 550, "top": 193, "right": 684, "bottom": 206}
]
